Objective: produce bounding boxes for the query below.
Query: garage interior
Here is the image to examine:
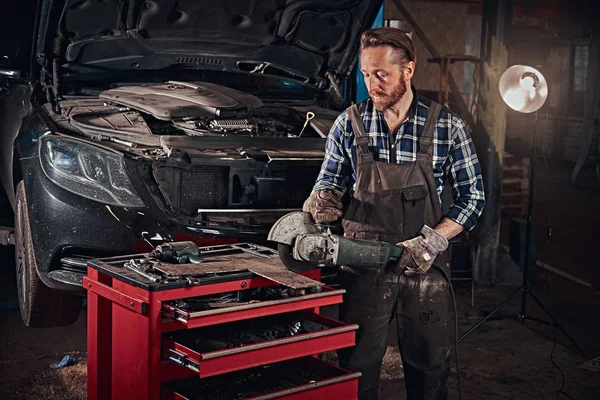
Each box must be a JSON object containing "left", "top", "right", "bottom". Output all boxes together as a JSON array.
[{"left": 1, "top": 0, "right": 599, "bottom": 399}]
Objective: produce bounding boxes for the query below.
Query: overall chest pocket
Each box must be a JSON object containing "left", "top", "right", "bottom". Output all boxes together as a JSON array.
[
  {"left": 342, "top": 188, "right": 404, "bottom": 237},
  {"left": 402, "top": 184, "right": 428, "bottom": 237}
]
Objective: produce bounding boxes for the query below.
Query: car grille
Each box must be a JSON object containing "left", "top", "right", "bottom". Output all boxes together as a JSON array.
[{"left": 180, "top": 167, "right": 229, "bottom": 209}]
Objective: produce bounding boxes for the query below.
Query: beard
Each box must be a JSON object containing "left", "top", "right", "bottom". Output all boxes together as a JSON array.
[{"left": 370, "top": 76, "right": 408, "bottom": 111}]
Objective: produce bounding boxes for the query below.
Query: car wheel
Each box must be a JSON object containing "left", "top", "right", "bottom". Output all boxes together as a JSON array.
[{"left": 15, "top": 181, "right": 82, "bottom": 327}]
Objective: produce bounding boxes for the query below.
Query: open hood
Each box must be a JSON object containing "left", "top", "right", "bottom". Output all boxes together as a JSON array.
[{"left": 36, "top": 0, "right": 383, "bottom": 88}]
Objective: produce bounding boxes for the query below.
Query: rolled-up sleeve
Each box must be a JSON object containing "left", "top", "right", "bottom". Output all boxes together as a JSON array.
[
  {"left": 312, "top": 112, "right": 352, "bottom": 193},
  {"left": 444, "top": 117, "right": 485, "bottom": 231}
]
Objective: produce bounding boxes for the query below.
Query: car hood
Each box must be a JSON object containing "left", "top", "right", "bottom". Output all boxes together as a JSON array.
[{"left": 36, "top": 0, "right": 382, "bottom": 88}]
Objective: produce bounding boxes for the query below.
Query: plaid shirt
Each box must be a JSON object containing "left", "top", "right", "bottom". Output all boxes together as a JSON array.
[{"left": 313, "top": 92, "right": 485, "bottom": 231}]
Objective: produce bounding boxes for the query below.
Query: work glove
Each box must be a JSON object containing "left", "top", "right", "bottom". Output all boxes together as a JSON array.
[
  {"left": 302, "top": 189, "right": 344, "bottom": 224},
  {"left": 397, "top": 225, "right": 449, "bottom": 275}
]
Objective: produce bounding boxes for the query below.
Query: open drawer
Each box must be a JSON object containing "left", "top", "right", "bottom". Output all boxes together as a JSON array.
[
  {"left": 161, "top": 286, "right": 345, "bottom": 331},
  {"left": 162, "top": 311, "right": 358, "bottom": 378},
  {"left": 161, "top": 356, "right": 361, "bottom": 400}
]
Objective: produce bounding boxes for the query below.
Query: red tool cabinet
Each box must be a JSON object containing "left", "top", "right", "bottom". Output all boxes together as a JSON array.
[{"left": 84, "top": 244, "right": 360, "bottom": 400}]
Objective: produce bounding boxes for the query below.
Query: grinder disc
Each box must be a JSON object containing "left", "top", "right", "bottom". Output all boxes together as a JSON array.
[{"left": 277, "top": 243, "right": 318, "bottom": 273}]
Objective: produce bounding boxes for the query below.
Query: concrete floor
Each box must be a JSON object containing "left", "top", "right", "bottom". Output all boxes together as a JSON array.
[
  {"left": 0, "top": 272, "right": 598, "bottom": 399},
  {"left": 0, "top": 160, "right": 598, "bottom": 399}
]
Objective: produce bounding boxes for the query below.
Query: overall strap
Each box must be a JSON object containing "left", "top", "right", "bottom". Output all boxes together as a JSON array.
[
  {"left": 348, "top": 104, "right": 372, "bottom": 159},
  {"left": 419, "top": 102, "right": 442, "bottom": 156}
]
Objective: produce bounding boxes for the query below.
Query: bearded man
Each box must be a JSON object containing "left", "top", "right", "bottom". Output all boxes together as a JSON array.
[{"left": 303, "top": 28, "right": 485, "bottom": 400}]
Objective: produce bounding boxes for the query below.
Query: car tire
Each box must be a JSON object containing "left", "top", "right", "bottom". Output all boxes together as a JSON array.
[{"left": 15, "top": 181, "right": 82, "bottom": 327}]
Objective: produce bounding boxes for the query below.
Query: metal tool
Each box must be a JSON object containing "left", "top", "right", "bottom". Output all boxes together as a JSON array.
[
  {"left": 124, "top": 259, "right": 162, "bottom": 283},
  {"left": 267, "top": 211, "right": 405, "bottom": 272},
  {"left": 151, "top": 241, "right": 202, "bottom": 264}
]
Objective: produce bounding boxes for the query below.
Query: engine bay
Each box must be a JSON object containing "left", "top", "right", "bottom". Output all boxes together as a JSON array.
[
  {"left": 44, "top": 80, "right": 331, "bottom": 219},
  {"left": 67, "top": 105, "right": 334, "bottom": 145},
  {"left": 172, "top": 109, "right": 306, "bottom": 138},
  {"left": 66, "top": 81, "right": 337, "bottom": 142}
]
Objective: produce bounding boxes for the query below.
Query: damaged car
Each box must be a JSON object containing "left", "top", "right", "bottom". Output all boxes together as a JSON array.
[{"left": 0, "top": 0, "right": 382, "bottom": 327}]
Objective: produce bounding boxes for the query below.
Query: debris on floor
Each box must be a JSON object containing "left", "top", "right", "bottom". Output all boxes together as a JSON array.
[{"left": 50, "top": 355, "right": 78, "bottom": 370}]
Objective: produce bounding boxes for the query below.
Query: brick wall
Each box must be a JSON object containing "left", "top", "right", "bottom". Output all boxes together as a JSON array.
[
  {"left": 384, "top": 0, "right": 470, "bottom": 94},
  {"left": 506, "top": 113, "right": 600, "bottom": 163},
  {"left": 381, "top": 1, "right": 599, "bottom": 165}
]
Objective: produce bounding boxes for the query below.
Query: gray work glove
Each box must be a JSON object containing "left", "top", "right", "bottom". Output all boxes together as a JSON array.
[
  {"left": 302, "top": 189, "right": 343, "bottom": 224},
  {"left": 397, "top": 225, "right": 449, "bottom": 275}
]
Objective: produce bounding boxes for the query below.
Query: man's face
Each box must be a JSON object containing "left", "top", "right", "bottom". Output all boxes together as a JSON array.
[{"left": 360, "top": 46, "right": 412, "bottom": 111}]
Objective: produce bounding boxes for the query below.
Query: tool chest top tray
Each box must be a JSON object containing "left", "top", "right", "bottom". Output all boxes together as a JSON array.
[
  {"left": 162, "top": 356, "right": 361, "bottom": 400},
  {"left": 163, "top": 310, "right": 358, "bottom": 377},
  {"left": 87, "top": 243, "right": 323, "bottom": 291}
]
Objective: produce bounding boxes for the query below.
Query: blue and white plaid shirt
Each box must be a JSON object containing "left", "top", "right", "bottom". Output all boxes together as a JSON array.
[{"left": 313, "top": 92, "right": 485, "bottom": 231}]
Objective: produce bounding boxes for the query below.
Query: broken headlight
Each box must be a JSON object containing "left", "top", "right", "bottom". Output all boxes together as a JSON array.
[{"left": 39, "top": 136, "right": 145, "bottom": 208}]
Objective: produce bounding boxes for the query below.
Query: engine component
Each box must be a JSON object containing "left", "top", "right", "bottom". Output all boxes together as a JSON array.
[
  {"left": 207, "top": 118, "right": 256, "bottom": 132},
  {"left": 100, "top": 81, "right": 263, "bottom": 120}
]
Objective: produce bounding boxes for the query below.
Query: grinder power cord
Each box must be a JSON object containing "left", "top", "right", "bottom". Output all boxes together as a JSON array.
[{"left": 269, "top": 211, "right": 462, "bottom": 400}]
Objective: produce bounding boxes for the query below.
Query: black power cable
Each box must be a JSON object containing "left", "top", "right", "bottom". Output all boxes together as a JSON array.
[
  {"left": 432, "top": 264, "right": 462, "bottom": 400},
  {"left": 541, "top": 232, "right": 574, "bottom": 400},
  {"left": 539, "top": 149, "right": 573, "bottom": 400},
  {"left": 341, "top": 262, "right": 463, "bottom": 398}
]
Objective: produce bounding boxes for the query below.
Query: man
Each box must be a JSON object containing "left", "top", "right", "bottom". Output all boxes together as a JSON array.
[{"left": 303, "top": 28, "right": 485, "bottom": 399}]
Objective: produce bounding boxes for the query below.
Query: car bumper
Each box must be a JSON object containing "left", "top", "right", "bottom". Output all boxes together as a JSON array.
[{"left": 21, "top": 158, "right": 245, "bottom": 293}]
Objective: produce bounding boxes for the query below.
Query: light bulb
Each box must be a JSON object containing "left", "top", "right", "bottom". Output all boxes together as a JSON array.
[
  {"left": 499, "top": 65, "right": 547, "bottom": 113},
  {"left": 520, "top": 76, "right": 535, "bottom": 90},
  {"left": 504, "top": 88, "right": 526, "bottom": 111}
]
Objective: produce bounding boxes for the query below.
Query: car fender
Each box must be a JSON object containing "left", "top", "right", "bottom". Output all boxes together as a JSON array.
[
  {"left": 0, "top": 83, "right": 33, "bottom": 209},
  {"left": 20, "top": 156, "right": 138, "bottom": 291}
]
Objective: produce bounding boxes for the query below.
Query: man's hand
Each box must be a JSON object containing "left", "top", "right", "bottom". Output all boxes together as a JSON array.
[
  {"left": 397, "top": 225, "right": 449, "bottom": 275},
  {"left": 302, "top": 189, "right": 344, "bottom": 223}
]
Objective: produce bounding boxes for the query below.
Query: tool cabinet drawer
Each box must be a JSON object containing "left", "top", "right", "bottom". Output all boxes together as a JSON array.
[
  {"left": 161, "top": 356, "right": 361, "bottom": 400},
  {"left": 162, "top": 311, "right": 358, "bottom": 378},
  {"left": 161, "top": 286, "right": 345, "bottom": 331}
]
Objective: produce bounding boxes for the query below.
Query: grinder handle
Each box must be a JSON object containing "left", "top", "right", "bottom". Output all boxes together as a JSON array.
[{"left": 334, "top": 237, "right": 404, "bottom": 269}]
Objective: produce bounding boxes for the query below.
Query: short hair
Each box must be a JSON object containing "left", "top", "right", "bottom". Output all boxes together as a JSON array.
[{"left": 360, "top": 27, "right": 416, "bottom": 67}]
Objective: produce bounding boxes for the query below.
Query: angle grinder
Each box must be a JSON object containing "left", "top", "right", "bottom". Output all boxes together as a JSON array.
[{"left": 267, "top": 211, "right": 405, "bottom": 272}]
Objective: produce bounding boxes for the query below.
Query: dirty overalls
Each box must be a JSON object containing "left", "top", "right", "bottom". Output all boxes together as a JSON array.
[{"left": 338, "top": 102, "right": 451, "bottom": 400}]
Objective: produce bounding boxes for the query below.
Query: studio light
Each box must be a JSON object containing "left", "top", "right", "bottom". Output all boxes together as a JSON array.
[
  {"left": 498, "top": 65, "right": 548, "bottom": 113},
  {"left": 458, "top": 65, "right": 585, "bottom": 356}
]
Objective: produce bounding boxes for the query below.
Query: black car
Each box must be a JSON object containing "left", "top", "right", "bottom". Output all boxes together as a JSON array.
[{"left": 0, "top": 0, "right": 382, "bottom": 327}]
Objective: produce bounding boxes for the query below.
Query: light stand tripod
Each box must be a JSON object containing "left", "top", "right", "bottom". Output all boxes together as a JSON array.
[{"left": 458, "top": 67, "right": 585, "bottom": 356}]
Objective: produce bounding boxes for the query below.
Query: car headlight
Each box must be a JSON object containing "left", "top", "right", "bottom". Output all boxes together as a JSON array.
[{"left": 39, "top": 136, "right": 145, "bottom": 208}]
